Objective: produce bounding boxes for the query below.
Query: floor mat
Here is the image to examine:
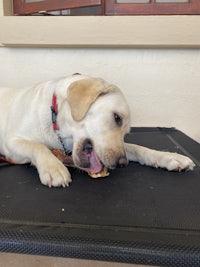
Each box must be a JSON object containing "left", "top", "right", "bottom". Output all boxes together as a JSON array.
[{"left": 0, "top": 127, "right": 199, "bottom": 266}]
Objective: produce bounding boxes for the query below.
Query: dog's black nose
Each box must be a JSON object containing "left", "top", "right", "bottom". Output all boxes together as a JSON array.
[
  {"left": 83, "top": 139, "right": 93, "bottom": 153},
  {"left": 118, "top": 156, "right": 128, "bottom": 168}
]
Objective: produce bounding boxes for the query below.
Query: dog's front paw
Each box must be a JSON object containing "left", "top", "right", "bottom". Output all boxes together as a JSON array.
[
  {"left": 156, "top": 152, "right": 195, "bottom": 172},
  {"left": 38, "top": 158, "right": 72, "bottom": 187}
]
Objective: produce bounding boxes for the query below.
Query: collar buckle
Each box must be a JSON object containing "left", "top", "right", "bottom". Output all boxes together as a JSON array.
[{"left": 51, "top": 106, "right": 59, "bottom": 131}]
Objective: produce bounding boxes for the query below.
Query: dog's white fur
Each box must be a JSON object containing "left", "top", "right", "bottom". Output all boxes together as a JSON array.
[{"left": 0, "top": 74, "right": 195, "bottom": 187}]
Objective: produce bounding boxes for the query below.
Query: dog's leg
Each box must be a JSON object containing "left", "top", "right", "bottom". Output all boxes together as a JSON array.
[
  {"left": 125, "top": 143, "right": 195, "bottom": 171},
  {"left": 4, "top": 137, "right": 72, "bottom": 187}
]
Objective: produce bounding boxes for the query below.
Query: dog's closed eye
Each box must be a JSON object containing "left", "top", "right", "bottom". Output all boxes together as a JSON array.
[{"left": 114, "top": 113, "right": 122, "bottom": 127}]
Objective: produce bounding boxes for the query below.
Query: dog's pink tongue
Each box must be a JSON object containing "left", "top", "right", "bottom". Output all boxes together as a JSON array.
[{"left": 88, "top": 151, "right": 102, "bottom": 174}]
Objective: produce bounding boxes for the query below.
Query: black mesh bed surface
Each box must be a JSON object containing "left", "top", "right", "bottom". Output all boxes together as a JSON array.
[{"left": 0, "top": 127, "right": 200, "bottom": 266}]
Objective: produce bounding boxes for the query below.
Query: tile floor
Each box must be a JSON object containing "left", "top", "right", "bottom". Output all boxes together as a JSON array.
[{"left": 0, "top": 253, "right": 158, "bottom": 267}]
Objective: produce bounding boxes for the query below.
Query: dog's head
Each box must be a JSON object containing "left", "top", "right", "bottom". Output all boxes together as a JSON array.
[{"left": 59, "top": 77, "right": 131, "bottom": 174}]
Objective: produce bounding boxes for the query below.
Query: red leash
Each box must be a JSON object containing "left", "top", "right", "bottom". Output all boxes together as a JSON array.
[{"left": 0, "top": 155, "right": 17, "bottom": 165}]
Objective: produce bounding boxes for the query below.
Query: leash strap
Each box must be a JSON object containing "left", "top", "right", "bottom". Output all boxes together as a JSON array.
[{"left": 0, "top": 155, "right": 17, "bottom": 165}]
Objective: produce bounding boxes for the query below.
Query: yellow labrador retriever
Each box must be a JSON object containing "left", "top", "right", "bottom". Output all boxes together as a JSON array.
[{"left": 0, "top": 74, "right": 195, "bottom": 187}]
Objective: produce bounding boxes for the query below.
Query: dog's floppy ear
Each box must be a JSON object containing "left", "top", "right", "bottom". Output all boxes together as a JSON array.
[{"left": 67, "top": 78, "right": 116, "bottom": 121}]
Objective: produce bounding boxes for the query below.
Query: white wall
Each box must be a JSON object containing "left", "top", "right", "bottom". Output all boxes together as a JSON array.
[{"left": 0, "top": 47, "right": 199, "bottom": 143}]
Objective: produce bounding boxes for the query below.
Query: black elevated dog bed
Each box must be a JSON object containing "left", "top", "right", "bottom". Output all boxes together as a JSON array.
[{"left": 0, "top": 127, "right": 200, "bottom": 267}]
